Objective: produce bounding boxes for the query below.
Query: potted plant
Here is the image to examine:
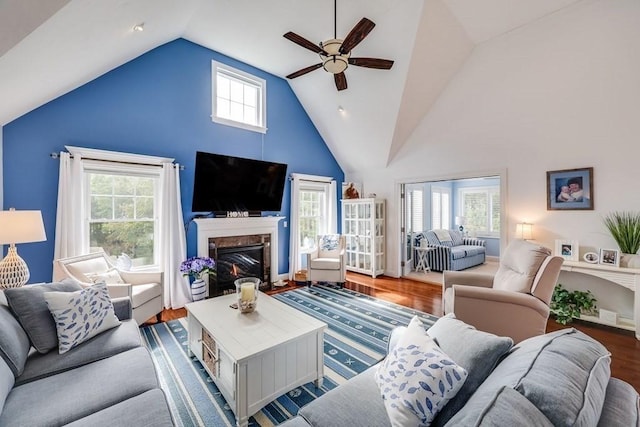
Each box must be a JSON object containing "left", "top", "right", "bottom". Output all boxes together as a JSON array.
[
  {"left": 180, "top": 256, "right": 216, "bottom": 301},
  {"left": 550, "top": 284, "right": 597, "bottom": 325},
  {"left": 603, "top": 211, "right": 640, "bottom": 267}
]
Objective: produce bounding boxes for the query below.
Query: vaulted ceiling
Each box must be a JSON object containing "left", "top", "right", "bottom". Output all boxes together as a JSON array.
[{"left": 0, "top": 0, "right": 580, "bottom": 173}]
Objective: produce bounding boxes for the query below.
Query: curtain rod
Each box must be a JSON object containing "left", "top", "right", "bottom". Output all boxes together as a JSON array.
[{"left": 50, "top": 152, "right": 185, "bottom": 170}]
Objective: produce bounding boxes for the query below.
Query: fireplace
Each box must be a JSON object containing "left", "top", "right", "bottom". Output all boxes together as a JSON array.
[
  {"left": 194, "top": 216, "right": 284, "bottom": 297},
  {"left": 208, "top": 236, "right": 270, "bottom": 296}
]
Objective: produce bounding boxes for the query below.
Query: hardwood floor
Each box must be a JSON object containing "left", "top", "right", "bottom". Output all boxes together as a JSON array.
[{"left": 149, "top": 272, "right": 640, "bottom": 392}]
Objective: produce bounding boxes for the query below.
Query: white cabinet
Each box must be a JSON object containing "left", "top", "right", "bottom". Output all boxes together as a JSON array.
[{"left": 341, "top": 198, "right": 385, "bottom": 278}]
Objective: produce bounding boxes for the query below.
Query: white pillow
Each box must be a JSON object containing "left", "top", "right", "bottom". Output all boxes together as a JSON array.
[
  {"left": 376, "top": 316, "right": 468, "bottom": 426},
  {"left": 85, "top": 268, "right": 125, "bottom": 285},
  {"left": 44, "top": 282, "right": 121, "bottom": 354}
]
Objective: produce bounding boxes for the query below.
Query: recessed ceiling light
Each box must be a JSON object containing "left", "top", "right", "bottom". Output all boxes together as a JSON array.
[
  {"left": 133, "top": 23, "right": 145, "bottom": 32},
  {"left": 337, "top": 106, "right": 345, "bottom": 113}
]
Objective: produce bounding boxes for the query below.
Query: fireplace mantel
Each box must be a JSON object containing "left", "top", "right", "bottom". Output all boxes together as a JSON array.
[{"left": 194, "top": 216, "right": 284, "bottom": 284}]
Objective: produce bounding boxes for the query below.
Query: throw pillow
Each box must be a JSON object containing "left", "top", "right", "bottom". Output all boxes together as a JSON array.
[
  {"left": 376, "top": 316, "right": 468, "bottom": 426},
  {"left": 319, "top": 234, "right": 340, "bottom": 251},
  {"left": 426, "top": 313, "right": 514, "bottom": 427},
  {"left": 85, "top": 268, "right": 125, "bottom": 285},
  {"left": 5, "top": 281, "right": 83, "bottom": 354},
  {"left": 44, "top": 282, "right": 121, "bottom": 354}
]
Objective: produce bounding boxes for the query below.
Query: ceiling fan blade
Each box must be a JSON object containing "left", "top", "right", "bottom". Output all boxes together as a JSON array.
[
  {"left": 284, "top": 32, "right": 328, "bottom": 55},
  {"left": 334, "top": 72, "right": 348, "bottom": 91},
  {"left": 286, "top": 63, "right": 323, "bottom": 79},
  {"left": 339, "top": 18, "right": 376, "bottom": 54},
  {"left": 348, "top": 57, "right": 394, "bottom": 70}
]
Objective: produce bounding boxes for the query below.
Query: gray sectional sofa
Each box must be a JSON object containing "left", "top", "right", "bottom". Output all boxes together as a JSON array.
[
  {"left": 283, "top": 315, "right": 640, "bottom": 427},
  {"left": 0, "top": 284, "right": 174, "bottom": 426}
]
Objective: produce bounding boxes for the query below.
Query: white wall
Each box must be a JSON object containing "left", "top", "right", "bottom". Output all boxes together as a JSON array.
[{"left": 356, "top": 0, "right": 640, "bottom": 316}]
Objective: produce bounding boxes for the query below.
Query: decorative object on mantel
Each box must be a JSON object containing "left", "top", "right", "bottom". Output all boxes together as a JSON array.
[
  {"left": 550, "top": 284, "right": 597, "bottom": 325},
  {"left": 234, "top": 277, "right": 260, "bottom": 313},
  {"left": 180, "top": 256, "right": 216, "bottom": 302},
  {"left": 342, "top": 182, "right": 361, "bottom": 199},
  {"left": 555, "top": 239, "right": 579, "bottom": 262},
  {"left": 599, "top": 248, "right": 620, "bottom": 267},
  {"left": 583, "top": 252, "right": 599, "bottom": 263},
  {"left": 546, "top": 167, "right": 593, "bottom": 211},
  {"left": 603, "top": 211, "right": 640, "bottom": 268},
  {"left": 0, "top": 208, "right": 47, "bottom": 288}
]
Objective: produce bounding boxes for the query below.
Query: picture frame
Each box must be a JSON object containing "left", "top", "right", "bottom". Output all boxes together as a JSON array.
[
  {"left": 555, "top": 239, "right": 580, "bottom": 261},
  {"left": 583, "top": 252, "right": 599, "bottom": 264},
  {"left": 599, "top": 248, "right": 620, "bottom": 267},
  {"left": 547, "top": 167, "right": 594, "bottom": 210},
  {"left": 342, "top": 182, "right": 362, "bottom": 199}
]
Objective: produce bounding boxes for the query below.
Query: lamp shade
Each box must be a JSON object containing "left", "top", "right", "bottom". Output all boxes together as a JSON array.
[
  {"left": 516, "top": 222, "right": 533, "bottom": 240},
  {"left": 455, "top": 216, "right": 466, "bottom": 226},
  {"left": 0, "top": 210, "right": 47, "bottom": 244}
]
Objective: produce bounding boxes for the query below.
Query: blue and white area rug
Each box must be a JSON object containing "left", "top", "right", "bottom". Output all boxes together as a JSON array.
[{"left": 141, "top": 285, "right": 437, "bottom": 427}]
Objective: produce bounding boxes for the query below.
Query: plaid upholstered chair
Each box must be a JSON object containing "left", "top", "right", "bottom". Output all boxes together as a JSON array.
[
  {"left": 442, "top": 240, "right": 564, "bottom": 343},
  {"left": 306, "top": 234, "right": 346, "bottom": 287}
]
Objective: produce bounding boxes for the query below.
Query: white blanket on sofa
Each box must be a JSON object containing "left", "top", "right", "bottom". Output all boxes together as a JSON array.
[{"left": 433, "top": 229, "right": 452, "bottom": 242}]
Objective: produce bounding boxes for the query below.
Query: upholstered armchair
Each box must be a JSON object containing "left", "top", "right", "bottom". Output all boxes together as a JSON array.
[
  {"left": 306, "top": 234, "right": 346, "bottom": 287},
  {"left": 442, "top": 240, "right": 563, "bottom": 343},
  {"left": 53, "top": 251, "right": 164, "bottom": 325}
]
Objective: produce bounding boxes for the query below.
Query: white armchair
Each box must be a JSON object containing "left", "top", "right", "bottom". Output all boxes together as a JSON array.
[
  {"left": 306, "top": 234, "right": 346, "bottom": 287},
  {"left": 53, "top": 251, "right": 164, "bottom": 325}
]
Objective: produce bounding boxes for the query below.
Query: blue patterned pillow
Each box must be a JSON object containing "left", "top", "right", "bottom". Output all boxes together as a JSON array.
[
  {"left": 44, "top": 282, "right": 121, "bottom": 354},
  {"left": 376, "top": 316, "right": 468, "bottom": 426},
  {"left": 319, "top": 234, "right": 340, "bottom": 251}
]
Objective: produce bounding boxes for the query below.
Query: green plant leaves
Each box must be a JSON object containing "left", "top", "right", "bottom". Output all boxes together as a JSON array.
[
  {"left": 550, "top": 284, "right": 597, "bottom": 325},
  {"left": 603, "top": 211, "right": 640, "bottom": 254}
]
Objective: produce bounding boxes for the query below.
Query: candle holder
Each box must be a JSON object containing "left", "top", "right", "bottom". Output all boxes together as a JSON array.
[{"left": 234, "top": 277, "right": 260, "bottom": 313}]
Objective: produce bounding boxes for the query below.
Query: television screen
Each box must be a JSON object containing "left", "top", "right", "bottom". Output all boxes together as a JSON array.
[{"left": 191, "top": 151, "right": 288, "bottom": 213}]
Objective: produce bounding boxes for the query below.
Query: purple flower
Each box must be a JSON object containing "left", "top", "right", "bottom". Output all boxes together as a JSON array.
[{"left": 180, "top": 256, "right": 216, "bottom": 280}]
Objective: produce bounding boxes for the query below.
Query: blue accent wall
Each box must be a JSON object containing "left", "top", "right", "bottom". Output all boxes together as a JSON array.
[{"left": 2, "top": 38, "right": 343, "bottom": 283}]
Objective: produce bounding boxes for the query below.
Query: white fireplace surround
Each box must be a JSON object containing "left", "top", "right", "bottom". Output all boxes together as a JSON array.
[{"left": 194, "top": 216, "right": 284, "bottom": 284}]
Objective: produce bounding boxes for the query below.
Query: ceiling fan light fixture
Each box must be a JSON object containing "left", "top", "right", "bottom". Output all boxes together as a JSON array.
[{"left": 320, "top": 39, "right": 350, "bottom": 74}]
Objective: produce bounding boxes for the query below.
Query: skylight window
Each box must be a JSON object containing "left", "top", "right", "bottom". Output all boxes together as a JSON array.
[{"left": 211, "top": 61, "right": 266, "bottom": 133}]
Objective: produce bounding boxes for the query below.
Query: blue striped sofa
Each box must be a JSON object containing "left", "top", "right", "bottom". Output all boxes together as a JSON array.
[{"left": 417, "top": 229, "right": 486, "bottom": 272}]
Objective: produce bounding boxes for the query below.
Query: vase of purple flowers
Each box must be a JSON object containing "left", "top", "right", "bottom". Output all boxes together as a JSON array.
[{"left": 180, "top": 257, "right": 215, "bottom": 302}]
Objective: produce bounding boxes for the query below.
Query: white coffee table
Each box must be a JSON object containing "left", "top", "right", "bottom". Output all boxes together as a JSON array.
[{"left": 186, "top": 292, "right": 326, "bottom": 427}]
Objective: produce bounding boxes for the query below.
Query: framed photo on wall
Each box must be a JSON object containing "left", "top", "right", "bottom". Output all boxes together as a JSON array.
[
  {"left": 599, "top": 248, "right": 620, "bottom": 267},
  {"left": 547, "top": 167, "right": 593, "bottom": 210},
  {"left": 555, "top": 239, "right": 579, "bottom": 261}
]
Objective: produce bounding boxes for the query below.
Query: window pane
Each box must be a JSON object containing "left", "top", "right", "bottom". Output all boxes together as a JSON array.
[
  {"left": 91, "top": 196, "right": 112, "bottom": 220},
  {"left": 244, "top": 85, "right": 257, "bottom": 107},
  {"left": 442, "top": 193, "right": 450, "bottom": 229},
  {"left": 114, "top": 176, "right": 134, "bottom": 195},
  {"left": 464, "top": 192, "right": 488, "bottom": 233},
  {"left": 114, "top": 197, "right": 134, "bottom": 219},
  {"left": 136, "top": 197, "right": 154, "bottom": 219},
  {"left": 230, "top": 101, "right": 243, "bottom": 122},
  {"left": 244, "top": 106, "right": 256, "bottom": 125},
  {"left": 136, "top": 179, "right": 154, "bottom": 197},
  {"left": 217, "top": 98, "right": 230, "bottom": 119},
  {"left": 90, "top": 221, "right": 154, "bottom": 267},
  {"left": 89, "top": 174, "right": 112, "bottom": 196},
  {"left": 217, "top": 75, "right": 230, "bottom": 99},
  {"left": 230, "top": 79, "right": 243, "bottom": 103},
  {"left": 491, "top": 192, "right": 501, "bottom": 232},
  {"left": 432, "top": 192, "right": 441, "bottom": 229}
]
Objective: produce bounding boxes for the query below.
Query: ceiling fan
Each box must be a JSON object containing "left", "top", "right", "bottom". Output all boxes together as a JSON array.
[{"left": 283, "top": 0, "right": 394, "bottom": 91}]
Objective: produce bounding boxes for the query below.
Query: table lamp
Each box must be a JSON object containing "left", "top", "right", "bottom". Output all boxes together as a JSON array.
[
  {"left": 0, "top": 208, "right": 47, "bottom": 288},
  {"left": 455, "top": 216, "right": 466, "bottom": 234},
  {"left": 516, "top": 222, "right": 533, "bottom": 240}
]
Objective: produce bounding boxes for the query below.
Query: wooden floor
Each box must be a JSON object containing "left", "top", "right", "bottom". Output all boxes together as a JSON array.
[{"left": 150, "top": 272, "right": 640, "bottom": 392}]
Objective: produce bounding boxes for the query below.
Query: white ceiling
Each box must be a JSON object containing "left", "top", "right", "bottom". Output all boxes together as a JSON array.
[{"left": 0, "top": 0, "right": 581, "bottom": 174}]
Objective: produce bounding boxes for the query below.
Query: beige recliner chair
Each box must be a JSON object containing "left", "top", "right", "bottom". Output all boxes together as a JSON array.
[
  {"left": 53, "top": 251, "right": 164, "bottom": 325},
  {"left": 306, "top": 234, "right": 346, "bottom": 287},
  {"left": 442, "top": 240, "right": 563, "bottom": 343}
]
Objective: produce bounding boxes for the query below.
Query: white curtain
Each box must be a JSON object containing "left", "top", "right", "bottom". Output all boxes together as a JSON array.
[
  {"left": 54, "top": 152, "right": 86, "bottom": 261},
  {"left": 288, "top": 174, "right": 336, "bottom": 280},
  {"left": 159, "top": 163, "right": 191, "bottom": 309}
]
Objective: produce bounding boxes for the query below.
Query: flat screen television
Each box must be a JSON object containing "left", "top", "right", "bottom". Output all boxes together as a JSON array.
[{"left": 191, "top": 151, "right": 288, "bottom": 213}]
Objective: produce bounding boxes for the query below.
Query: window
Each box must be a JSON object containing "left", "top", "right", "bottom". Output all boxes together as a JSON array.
[
  {"left": 459, "top": 187, "right": 500, "bottom": 236},
  {"left": 410, "top": 189, "right": 423, "bottom": 232},
  {"left": 212, "top": 61, "right": 267, "bottom": 133},
  {"left": 298, "top": 183, "right": 329, "bottom": 251},
  {"left": 431, "top": 187, "right": 450, "bottom": 230},
  {"left": 84, "top": 160, "right": 160, "bottom": 269}
]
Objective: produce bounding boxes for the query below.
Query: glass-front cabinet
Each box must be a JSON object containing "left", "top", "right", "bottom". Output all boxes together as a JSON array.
[{"left": 341, "top": 198, "right": 385, "bottom": 277}]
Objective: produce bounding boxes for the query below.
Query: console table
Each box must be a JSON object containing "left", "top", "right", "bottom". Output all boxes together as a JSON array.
[{"left": 561, "top": 261, "right": 640, "bottom": 339}]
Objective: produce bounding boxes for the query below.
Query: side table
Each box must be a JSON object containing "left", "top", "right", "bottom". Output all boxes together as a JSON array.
[{"left": 415, "top": 246, "right": 435, "bottom": 274}]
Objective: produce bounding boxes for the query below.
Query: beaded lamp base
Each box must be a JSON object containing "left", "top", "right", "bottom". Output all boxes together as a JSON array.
[{"left": 0, "top": 245, "right": 30, "bottom": 289}]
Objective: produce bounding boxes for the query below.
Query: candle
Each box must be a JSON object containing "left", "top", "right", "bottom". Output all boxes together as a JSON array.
[{"left": 240, "top": 283, "right": 255, "bottom": 302}]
